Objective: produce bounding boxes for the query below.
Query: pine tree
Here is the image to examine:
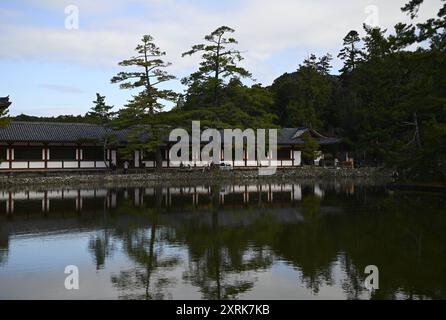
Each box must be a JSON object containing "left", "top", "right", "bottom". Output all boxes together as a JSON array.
[
  {"left": 111, "top": 35, "right": 176, "bottom": 167},
  {"left": 182, "top": 26, "right": 252, "bottom": 106},
  {"left": 87, "top": 93, "right": 115, "bottom": 125},
  {"left": 0, "top": 96, "right": 11, "bottom": 128},
  {"left": 338, "top": 30, "right": 363, "bottom": 73},
  {"left": 362, "top": 25, "right": 391, "bottom": 60},
  {"left": 401, "top": 0, "right": 446, "bottom": 51},
  {"left": 111, "top": 35, "right": 176, "bottom": 115}
]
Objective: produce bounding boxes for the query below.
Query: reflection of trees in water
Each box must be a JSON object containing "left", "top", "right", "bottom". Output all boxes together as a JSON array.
[
  {"left": 301, "top": 191, "right": 446, "bottom": 300},
  {"left": 180, "top": 219, "right": 274, "bottom": 300},
  {"left": 82, "top": 184, "right": 446, "bottom": 300},
  {"left": 175, "top": 185, "right": 274, "bottom": 300},
  {"left": 0, "top": 250, "right": 7, "bottom": 266},
  {"left": 88, "top": 229, "right": 115, "bottom": 270},
  {"left": 278, "top": 194, "right": 339, "bottom": 295},
  {"left": 338, "top": 193, "right": 446, "bottom": 300},
  {"left": 179, "top": 187, "right": 446, "bottom": 300},
  {"left": 0, "top": 232, "right": 8, "bottom": 266},
  {"left": 109, "top": 188, "right": 181, "bottom": 300},
  {"left": 340, "top": 253, "right": 365, "bottom": 300},
  {"left": 111, "top": 224, "right": 180, "bottom": 300}
]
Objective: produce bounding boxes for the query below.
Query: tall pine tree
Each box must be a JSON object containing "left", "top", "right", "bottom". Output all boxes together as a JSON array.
[
  {"left": 338, "top": 30, "right": 363, "bottom": 73},
  {"left": 182, "top": 26, "right": 252, "bottom": 107}
]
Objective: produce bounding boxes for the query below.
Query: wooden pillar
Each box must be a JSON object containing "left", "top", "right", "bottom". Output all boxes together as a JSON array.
[
  {"left": 108, "top": 149, "right": 117, "bottom": 166},
  {"left": 7, "top": 146, "right": 13, "bottom": 170},
  {"left": 43, "top": 146, "right": 48, "bottom": 169},
  {"left": 76, "top": 147, "right": 82, "bottom": 169},
  {"left": 292, "top": 146, "right": 295, "bottom": 167}
]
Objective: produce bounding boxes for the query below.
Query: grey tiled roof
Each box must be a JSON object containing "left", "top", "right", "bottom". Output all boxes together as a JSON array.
[
  {"left": 0, "top": 121, "right": 127, "bottom": 143},
  {"left": 277, "top": 128, "right": 341, "bottom": 145},
  {"left": 0, "top": 121, "right": 341, "bottom": 145}
]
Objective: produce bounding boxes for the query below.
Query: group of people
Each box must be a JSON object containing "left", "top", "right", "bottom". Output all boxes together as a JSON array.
[{"left": 179, "top": 162, "right": 214, "bottom": 172}]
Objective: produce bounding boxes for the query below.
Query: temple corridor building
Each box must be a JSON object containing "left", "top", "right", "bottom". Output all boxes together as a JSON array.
[{"left": 0, "top": 121, "right": 342, "bottom": 173}]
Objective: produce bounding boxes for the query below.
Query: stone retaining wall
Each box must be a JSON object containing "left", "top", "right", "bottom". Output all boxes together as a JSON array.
[{"left": 0, "top": 167, "right": 391, "bottom": 189}]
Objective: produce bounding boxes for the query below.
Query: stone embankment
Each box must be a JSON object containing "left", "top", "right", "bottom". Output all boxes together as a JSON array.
[{"left": 0, "top": 167, "right": 391, "bottom": 189}]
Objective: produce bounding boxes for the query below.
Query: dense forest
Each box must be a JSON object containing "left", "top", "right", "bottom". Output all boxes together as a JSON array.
[{"left": 5, "top": 0, "right": 446, "bottom": 181}]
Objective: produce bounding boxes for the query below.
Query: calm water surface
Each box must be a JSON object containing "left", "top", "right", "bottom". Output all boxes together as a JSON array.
[{"left": 0, "top": 182, "right": 445, "bottom": 300}]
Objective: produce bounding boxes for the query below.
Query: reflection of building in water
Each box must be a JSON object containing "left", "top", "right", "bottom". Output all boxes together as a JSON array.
[
  {"left": 139, "top": 184, "right": 305, "bottom": 209},
  {"left": 0, "top": 183, "right": 331, "bottom": 215},
  {"left": 0, "top": 189, "right": 111, "bottom": 215},
  {"left": 314, "top": 185, "right": 324, "bottom": 198}
]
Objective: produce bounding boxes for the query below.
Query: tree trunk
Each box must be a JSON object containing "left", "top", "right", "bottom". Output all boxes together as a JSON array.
[
  {"left": 213, "top": 35, "right": 222, "bottom": 106},
  {"left": 103, "top": 138, "right": 109, "bottom": 169},
  {"left": 413, "top": 112, "right": 422, "bottom": 149}
]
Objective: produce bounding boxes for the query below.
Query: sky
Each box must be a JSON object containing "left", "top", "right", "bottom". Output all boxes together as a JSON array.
[{"left": 0, "top": 0, "right": 441, "bottom": 116}]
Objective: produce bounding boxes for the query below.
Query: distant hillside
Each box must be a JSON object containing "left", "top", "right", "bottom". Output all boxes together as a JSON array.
[{"left": 12, "top": 114, "right": 91, "bottom": 123}]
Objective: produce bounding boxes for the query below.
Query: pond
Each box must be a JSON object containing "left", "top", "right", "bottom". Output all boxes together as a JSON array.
[{"left": 0, "top": 181, "right": 445, "bottom": 300}]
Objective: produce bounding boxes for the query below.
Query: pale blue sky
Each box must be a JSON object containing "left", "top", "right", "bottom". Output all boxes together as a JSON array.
[{"left": 0, "top": 0, "right": 440, "bottom": 116}]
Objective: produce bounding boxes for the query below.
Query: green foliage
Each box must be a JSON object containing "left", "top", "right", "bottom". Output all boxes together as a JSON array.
[
  {"left": 12, "top": 114, "right": 91, "bottom": 123},
  {"left": 338, "top": 30, "right": 363, "bottom": 73},
  {"left": 270, "top": 54, "right": 338, "bottom": 130},
  {"left": 335, "top": 5, "right": 446, "bottom": 180},
  {"left": 0, "top": 96, "right": 11, "bottom": 129},
  {"left": 182, "top": 26, "right": 252, "bottom": 106},
  {"left": 179, "top": 27, "right": 277, "bottom": 130},
  {"left": 401, "top": 0, "right": 446, "bottom": 51},
  {"left": 111, "top": 35, "right": 176, "bottom": 114},
  {"left": 110, "top": 35, "right": 177, "bottom": 165},
  {"left": 362, "top": 25, "right": 392, "bottom": 60},
  {"left": 301, "top": 132, "right": 320, "bottom": 165},
  {"left": 86, "top": 93, "right": 116, "bottom": 125}
]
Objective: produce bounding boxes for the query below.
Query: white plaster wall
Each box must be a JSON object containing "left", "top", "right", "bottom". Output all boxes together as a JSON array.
[
  {"left": 80, "top": 161, "right": 95, "bottom": 168},
  {"left": 29, "top": 162, "right": 45, "bottom": 169},
  {"left": 63, "top": 161, "right": 79, "bottom": 168},
  {"left": 47, "top": 161, "right": 63, "bottom": 169},
  {"left": 0, "top": 162, "right": 9, "bottom": 169},
  {"left": 142, "top": 161, "right": 155, "bottom": 168},
  {"left": 95, "top": 161, "right": 107, "bottom": 168},
  {"left": 293, "top": 151, "right": 302, "bottom": 166},
  {"left": 11, "top": 162, "right": 28, "bottom": 169}
]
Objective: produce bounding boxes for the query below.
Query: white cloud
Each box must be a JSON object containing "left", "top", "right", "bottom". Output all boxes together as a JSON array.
[{"left": 1, "top": 0, "right": 442, "bottom": 85}]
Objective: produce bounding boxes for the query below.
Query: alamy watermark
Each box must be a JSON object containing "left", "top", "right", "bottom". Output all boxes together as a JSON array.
[
  {"left": 364, "top": 5, "right": 380, "bottom": 29},
  {"left": 64, "top": 5, "right": 79, "bottom": 30},
  {"left": 169, "top": 121, "right": 278, "bottom": 176},
  {"left": 364, "top": 265, "right": 379, "bottom": 291},
  {"left": 64, "top": 265, "right": 79, "bottom": 290}
]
